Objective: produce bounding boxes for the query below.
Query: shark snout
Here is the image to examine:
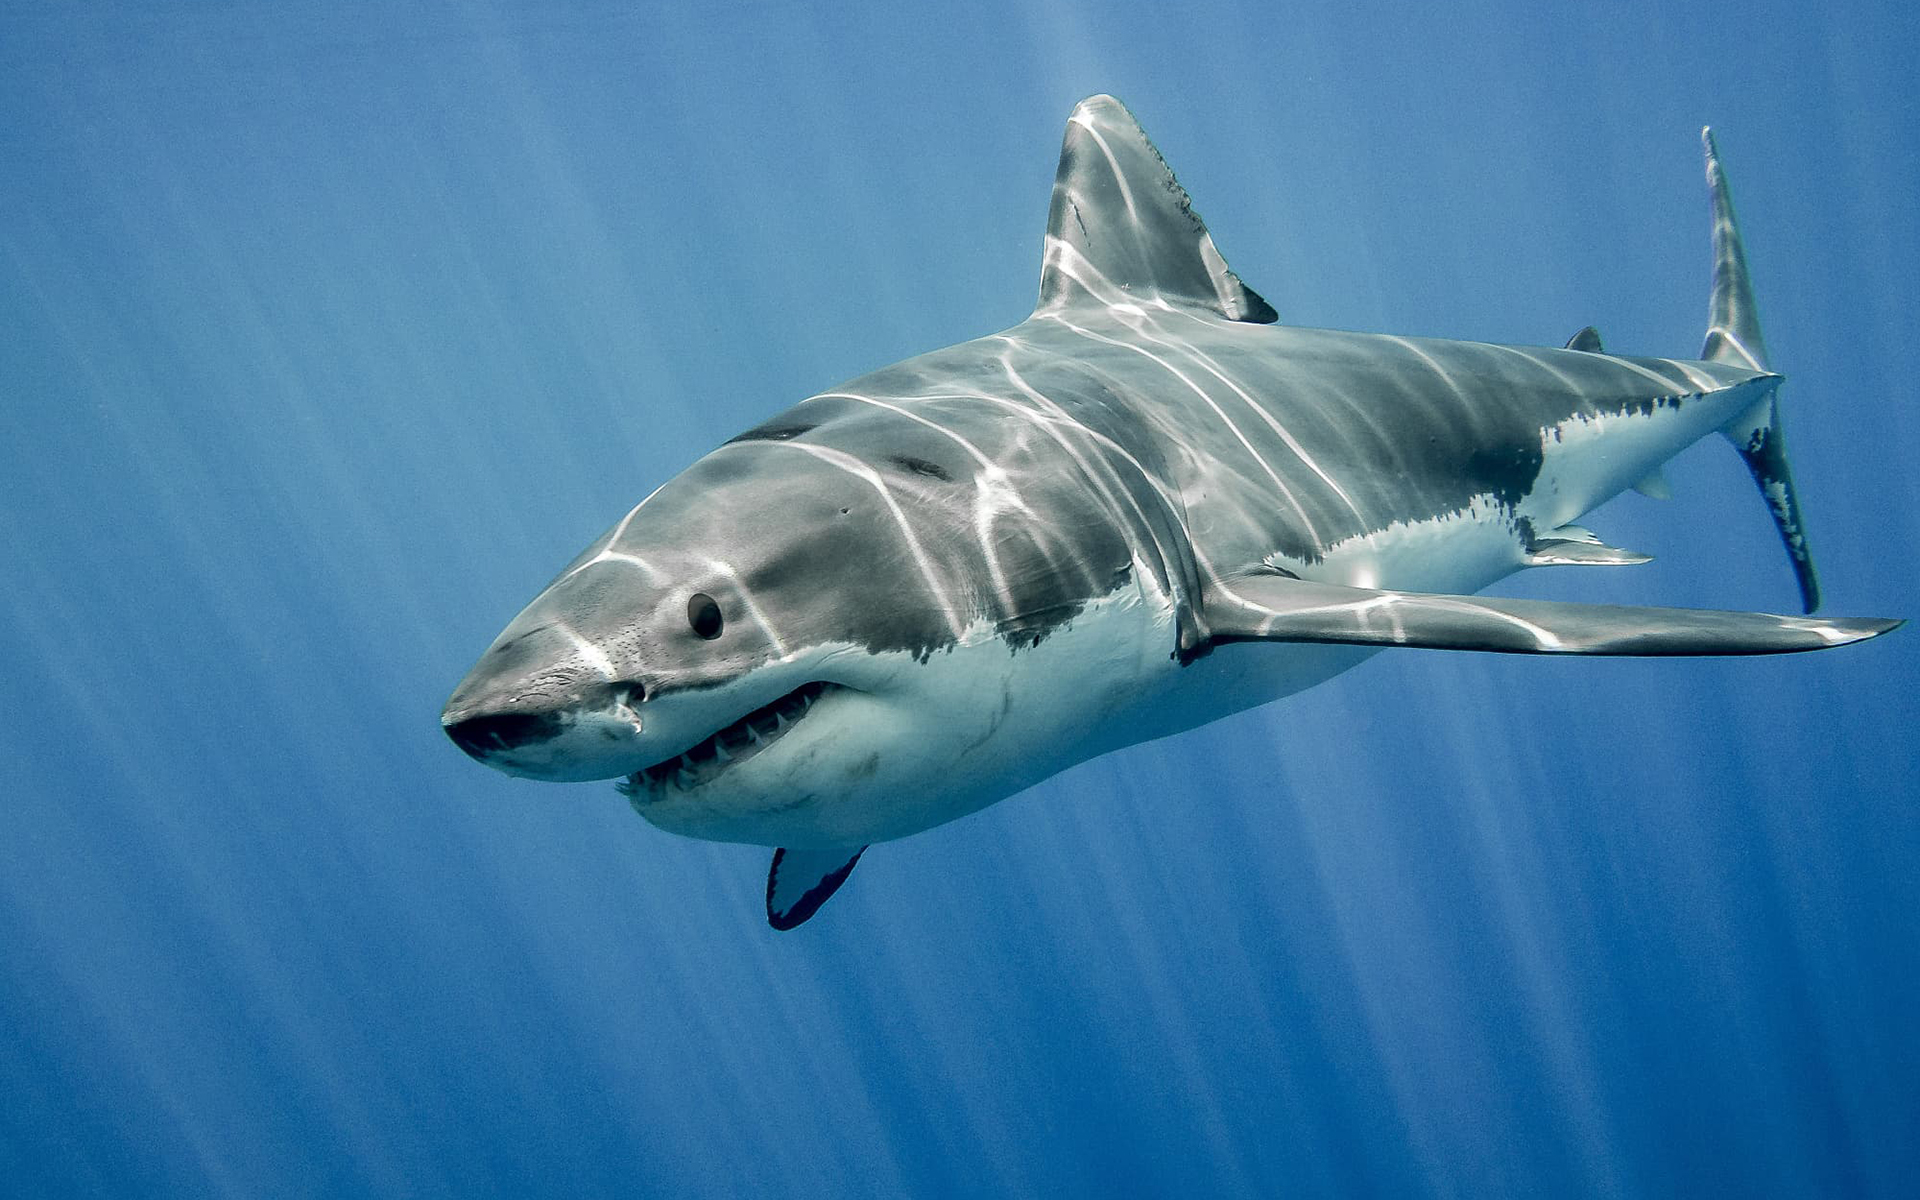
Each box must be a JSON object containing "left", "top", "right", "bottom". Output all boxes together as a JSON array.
[
  {"left": 443, "top": 710, "right": 566, "bottom": 761},
  {"left": 440, "top": 692, "right": 649, "bottom": 781},
  {"left": 441, "top": 633, "right": 651, "bottom": 781}
]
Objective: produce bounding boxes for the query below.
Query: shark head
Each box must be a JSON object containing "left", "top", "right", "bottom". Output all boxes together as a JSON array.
[{"left": 442, "top": 393, "right": 1175, "bottom": 847}]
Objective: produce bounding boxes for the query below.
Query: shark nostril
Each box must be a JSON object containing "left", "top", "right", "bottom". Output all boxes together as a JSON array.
[{"left": 444, "top": 712, "right": 561, "bottom": 759}]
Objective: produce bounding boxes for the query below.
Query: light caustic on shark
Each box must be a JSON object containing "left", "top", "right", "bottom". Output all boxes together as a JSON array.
[{"left": 443, "top": 96, "right": 1901, "bottom": 930}]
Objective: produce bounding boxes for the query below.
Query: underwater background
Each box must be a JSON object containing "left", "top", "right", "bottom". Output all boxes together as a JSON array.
[{"left": 3, "top": 1, "right": 1915, "bottom": 1195}]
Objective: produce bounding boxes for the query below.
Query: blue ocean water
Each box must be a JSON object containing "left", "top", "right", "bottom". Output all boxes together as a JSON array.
[{"left": 3, "top": 1, "right": 1915, "bottom": 1194}]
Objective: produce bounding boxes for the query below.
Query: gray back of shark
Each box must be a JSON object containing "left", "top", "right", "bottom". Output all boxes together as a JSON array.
[{"left": 444, "top": 95, "right": 1899, "bottom": 930}]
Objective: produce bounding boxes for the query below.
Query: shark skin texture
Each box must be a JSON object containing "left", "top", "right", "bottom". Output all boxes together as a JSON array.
[{"left": 442, "top": 96, "right": 1900, "bottom": 929}]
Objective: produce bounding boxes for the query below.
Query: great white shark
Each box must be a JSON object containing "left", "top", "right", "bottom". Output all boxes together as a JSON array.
[{"left": 443, "top": 96, "right": 1900, "bottom": 929}]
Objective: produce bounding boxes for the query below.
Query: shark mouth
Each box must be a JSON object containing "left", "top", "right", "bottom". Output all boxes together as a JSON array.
[{"left": 623, "top": 681, "right": 832, "bottom": 798}]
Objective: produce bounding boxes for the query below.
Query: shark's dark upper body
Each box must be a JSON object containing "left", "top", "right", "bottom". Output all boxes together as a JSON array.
[{"left": 638, "top": 304, "right": 1770, "bottom": 667}]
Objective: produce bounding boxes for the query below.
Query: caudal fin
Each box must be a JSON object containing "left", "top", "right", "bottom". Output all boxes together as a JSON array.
[{"left": 1701, "top": 128, "right": 1819, "bottom": 612}]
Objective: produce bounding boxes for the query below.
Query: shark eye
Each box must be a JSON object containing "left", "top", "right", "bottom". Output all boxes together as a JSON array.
[{"left": 687, "top": 592, "right": 724, "bottom": 639}]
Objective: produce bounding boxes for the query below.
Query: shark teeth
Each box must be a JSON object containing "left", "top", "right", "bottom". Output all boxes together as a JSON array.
[{"left": 623, "top": 682, "right": 830, "bottom": 799}]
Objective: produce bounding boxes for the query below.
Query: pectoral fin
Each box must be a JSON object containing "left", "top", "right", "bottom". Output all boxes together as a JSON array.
[
  {"left": 1204, "top": 574, "right": 1900, "bottom": 656},
  {"left": 767, "top": 846, "right": 866, "bottom": 930}
]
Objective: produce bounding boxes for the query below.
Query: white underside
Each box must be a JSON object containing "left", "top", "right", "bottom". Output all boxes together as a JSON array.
[
  {"left": 1300, "top": 380, "right": 1747, "bottom": 596},
  {"left": 634, "top": 573, "right": 1179, "bottom": 848}
]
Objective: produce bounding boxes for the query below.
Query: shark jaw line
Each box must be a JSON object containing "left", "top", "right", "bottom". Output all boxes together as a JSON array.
[{"left": 620, "top": 681, "right": 838, "bottom": 800}]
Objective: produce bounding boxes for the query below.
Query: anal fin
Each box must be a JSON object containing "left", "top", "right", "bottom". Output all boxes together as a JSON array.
[
  {"left": 767, "top": 846, "right": 866, "bottom": 930},
  {"left": 1631, "top": 467, "right": 1674, "bottom": 501},
  {"left": 1524, "top": 524, "right": 1652, "bottom": 567}
]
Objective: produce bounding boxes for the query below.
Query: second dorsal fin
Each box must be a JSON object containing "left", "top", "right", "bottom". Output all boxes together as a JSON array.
[
  {"left": 1035, "top": 95, "right": 1276, "bottom": 323},
  {"left": 1564, "top": 326, "right": 1605, "bottom": 353}
]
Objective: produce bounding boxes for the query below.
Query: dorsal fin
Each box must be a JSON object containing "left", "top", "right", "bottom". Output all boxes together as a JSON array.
[
  {"left": 1035, "top": 95, "right": 1276, "bottom": 323},
  {"left": 1564, "top": 326, "right": 1605, "bottom": 353}
]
